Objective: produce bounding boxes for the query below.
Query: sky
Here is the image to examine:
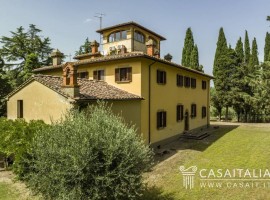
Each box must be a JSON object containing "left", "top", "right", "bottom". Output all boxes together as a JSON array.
[{"left": 1, "top": 0, "right": 270, "bottom": 75}]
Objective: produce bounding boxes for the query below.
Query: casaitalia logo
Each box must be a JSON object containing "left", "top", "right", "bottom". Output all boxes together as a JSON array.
[{"left": 179, "top": 166, "right": 270, "bottom": 189}]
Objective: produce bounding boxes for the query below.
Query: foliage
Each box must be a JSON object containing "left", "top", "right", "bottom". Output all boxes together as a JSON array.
[
  {"left": 0, "top": 24, "right": 52, "bottom": 86},
  {"left": 75, "top": 37, "right": 91, "bottom": 55},
  {"left": 244, "top": 30, "right": 251, "bottom": 65},
  {"left": 235, "top": 37, "right": 244, "bottom": 63},
  {"left": 190, "top": 45, "right": 199, "bottom": 70},
  {"left": 0, "top": 118, "right": 46, "bottom": 176},
  {"left": 264, "top": 32, "right": 270, "bottom": 61},
  {"left": 25, "top": 102, "right": 153, "bottom": 200},
  {"left": 181, "top": 28, "right": 194, "bottom": 67},
  {"left": 249, "top": 38, "right": 259, "bottom": 68}
]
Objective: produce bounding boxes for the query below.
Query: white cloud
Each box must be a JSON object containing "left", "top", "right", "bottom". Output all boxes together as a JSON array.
[{"left": 83, "top": 18, "right": 92, "bottom": 23}]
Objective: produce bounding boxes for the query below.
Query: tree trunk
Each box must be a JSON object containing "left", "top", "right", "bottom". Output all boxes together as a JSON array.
[{"left": 225, "top": 106, "right": 229, "bottom": 121}]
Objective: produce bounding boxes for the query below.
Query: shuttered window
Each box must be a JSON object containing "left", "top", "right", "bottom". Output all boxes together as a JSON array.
[
  {"left": 176, "top": 105, "right": 184, "bottom": 122},
  {"left": 176, "top": 74, "right": 183, "bottom": 87},
  {"left": 157, "top": 70, "right": 166, "bottom": 84},
  {"left": 78, "top": 71, "right": 89, "bottom": 79},
  {"left": 184, "top": 76, "right": 190, "bottom": 87},
  {"left": 202, "top": 80, "right": 207, "bottom": 90},
  {"left": 157, "top": 111, "right": 167, "bottom": 129},
  {"left": 93, "top": 70, "right": 104, "bottom": 81},
  {"left": 202, "top": 106, "right": 207, "bottom": 118},
  {"left": 191, "top": 78, "right": 196, "bottom": 88},
  {"left": 115, "top": 67, "right": 132, "bottom": 82},
  {"left": 17, "top": 100, "right": 23, "bottom": 118},
  {"left": 191, "top": 104, "right": 197, "bottom": 118}
]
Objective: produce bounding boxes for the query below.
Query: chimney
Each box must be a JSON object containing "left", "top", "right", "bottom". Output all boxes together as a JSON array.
[
  {"left": 146, "top": 39, "right": 156, "bottom": 57},
  {"left": 62, "top": 63, "right": 80, "bottom": 98},
  {"left": 164, "top": 53, "right": 173, "bottom": 62},
  {"left": 51, "top": 49, "right": 64, "bottom": 66},
  {"left": 91, "top": 40, "right": 100, "bottom": 54}
]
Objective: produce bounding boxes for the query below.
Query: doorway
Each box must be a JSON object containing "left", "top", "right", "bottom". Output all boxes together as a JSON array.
[{"left": 185, "top": 110, "right": 189, "bottom": 131}]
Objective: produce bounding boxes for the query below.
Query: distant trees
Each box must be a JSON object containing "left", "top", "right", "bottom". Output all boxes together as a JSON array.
[
  {"left": 212, "top": 25, "right": 270, "bottom": 122},
  {"left": 264, "top": 32, "right": 270, "bottom": 61},
  {"left": 0, "top": 25, "right": 53, "bottom": 116},
  {"left": 181, "top": 28, "right": 203, "bottom": 71},
  {"left": 75, "top": 37, "right": 91, "bottom": 55}
]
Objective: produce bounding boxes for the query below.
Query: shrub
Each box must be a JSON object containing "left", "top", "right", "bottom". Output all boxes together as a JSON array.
[
  {"left": 27, "top": 102, "right": 153, "bottom": 200},
  {"left": 0, "top": 117, "right": 47, "bottom": 176}
]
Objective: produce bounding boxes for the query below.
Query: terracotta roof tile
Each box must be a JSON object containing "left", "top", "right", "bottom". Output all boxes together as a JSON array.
[{"left": 7, "top": 75, "right": 143, "bottom": 101}]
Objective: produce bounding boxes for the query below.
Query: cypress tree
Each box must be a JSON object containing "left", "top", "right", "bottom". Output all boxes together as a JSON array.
[
  {"left": 181, "top": 28, "right": 194, "bottom": 67},
  {"left": 213, "top": 27, "right": 228, "bottom": 77},
  {"left": 249, "top": 38, "right": 259, "bottom": 68},
  {"left": 235, "top": 37, "right": 244, "bottom": 63},
  {"left": 264, "top": 32, "right": 270, "bottom": 61},
  {"left": 244, "top": 30, "right": 251, "bottom": 65},
  {"left": 190, "top": 44, "right": 199, "bottom": 70},
  {"left": 212, "top": 27, "right": 228, "bottom": 119}
]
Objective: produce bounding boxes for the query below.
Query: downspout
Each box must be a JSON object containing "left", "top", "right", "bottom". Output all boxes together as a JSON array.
[{"left": 148, "top": 61, "right": 156, "bottom": 145}]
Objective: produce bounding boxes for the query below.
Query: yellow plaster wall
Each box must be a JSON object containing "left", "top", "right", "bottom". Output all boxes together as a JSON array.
[
  {"left": 141, "top": 59, "right": 211, "bottom": 145},
  {"left": 7, "top": 81, "right": 72, "bottom": 124},
  {"left": 101, "top": 25, "right": 161, "bottom": 55},
  {"left": 78, "top": 59, "right": 142, "bottom": 96}
]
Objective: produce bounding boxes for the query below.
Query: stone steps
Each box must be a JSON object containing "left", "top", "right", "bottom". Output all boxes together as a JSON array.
[{"left": 180, "top": 132, "right": 210, "bottom": 140}]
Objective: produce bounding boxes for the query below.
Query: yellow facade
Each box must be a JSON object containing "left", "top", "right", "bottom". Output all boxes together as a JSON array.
[
  {"left": 7, "top": 81, "right": 72, "bottom": 124},
  {"left": 31, "top": 57, "right": 211, "bottom": 146}
]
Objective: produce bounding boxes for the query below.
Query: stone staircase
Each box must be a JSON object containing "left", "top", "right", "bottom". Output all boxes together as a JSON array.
[{"left": 180, "top": 130, "right": 210, "bottom": 140}]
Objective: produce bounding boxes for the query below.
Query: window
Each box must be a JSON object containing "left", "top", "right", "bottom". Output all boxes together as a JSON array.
[
  {"left": 17, "top": 100, "right": 23, "bottom": 118},
  {"left": 202, "top": 80, "right": 207, "bottom": 90},
  {"left": 134, "top": 31, "right": 145, "bottom": 43},
  {"left": 93, "top": 70, "right": 104, "bottom": 81},
  {"left": 176, "top": 74, "right": 183, "bottom": 87},
  {"left": 148, "top": 36, "right": 157, "bottom": 46},
  {"left": 115, "top": 67, "right": 132, "bottom": 82},
  {"left": 157, "top": 111, "right": 167, "bottom": 129},
  {"left": 191, "top": 104, "right": 197, "bottom": 118},
  {"left": 108, "top": 30, "right": 127, "bottom": 42},
  {"left": 157, "top": 70, "right": 166, "bottom": 84},
  {"left": 202, "top": 106, "right": 207, "bottom": 118},
  {"left": 184, "top": 76, "right": 190, "bottom": 87},
  {"left": 191, "top": 78, "right": 196, "bottom": 88},
  {"left": 176, "top": 105, "right": 184, "bottom": 122},
  {"left": 78, "top": 71, "right": 89, "bottom": 79}
]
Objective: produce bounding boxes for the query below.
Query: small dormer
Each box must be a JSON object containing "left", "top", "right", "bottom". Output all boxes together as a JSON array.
[{"left": 96, "top": 21, "right": 166, "bottom": 57}]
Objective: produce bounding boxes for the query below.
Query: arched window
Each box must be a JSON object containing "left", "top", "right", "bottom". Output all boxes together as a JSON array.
[
  {"left": 134, "top": 31, "right": 145, "bottom": 43},
  {"left": 66, "top": 68, "right": 71, "bottom": 85},
  {"left": 108, "top": 30, "right": 127, "bottom": 42}
]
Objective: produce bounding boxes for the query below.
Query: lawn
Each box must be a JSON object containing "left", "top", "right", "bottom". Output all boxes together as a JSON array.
[
  {"left": 0, "top": 182, "right": 21, "bottom": 200},
  {"left": 1, "top": 123, "right": 270, "bottom": 200},
  {"left": 144, "top": 122, "right": 270, "bottom": 200}
]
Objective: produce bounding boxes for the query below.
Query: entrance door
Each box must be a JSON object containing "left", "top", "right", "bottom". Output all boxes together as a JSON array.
[{"left": 185, "top": 111, "right": 189, "bottom": 131}]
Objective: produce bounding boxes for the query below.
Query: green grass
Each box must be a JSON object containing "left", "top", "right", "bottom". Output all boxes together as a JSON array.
[
  {"left": 144, "top": 123, "right": 270, "bottom": 200},
  {"left": 0, "top": 182, "right": 21, "bottom": 200}
]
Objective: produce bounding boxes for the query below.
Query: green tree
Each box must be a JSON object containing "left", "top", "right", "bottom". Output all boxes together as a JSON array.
[
  {"left": 0, "top": 24, "right": 52, "bottom": 85},
  {"left": 212, "top": 27, "right": 228, "bottom": 119},
  {"left": 249, "top": 38, "right": 259, "bottom": 69},
  {"left": 190, "top": 44, "right": 199, "bottom": 70},
  {"left": 264, "top": 32, "right": 270, "bottom": 61},
  {"left": 181, "top": 28, "right": 194, "bottom": 67},
  {"left": 0, "top": 57, "right": 12, "bottom": 116},
  {"left": 75, "top": 37, "right": 91, "bottom": 55},
  {"left": 25, "top": 102, "right": 153, "bottom": 199},
  {"left": 235, "top": 37, "right": 244, "bottom": 63},
  {"left": 244, "top": 30, "right": 251, "bottom": 65}
]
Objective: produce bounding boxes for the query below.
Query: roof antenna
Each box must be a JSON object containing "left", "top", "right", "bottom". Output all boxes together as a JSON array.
[{"left": 94, "top": 13, "right": 105, "bottom": 46}]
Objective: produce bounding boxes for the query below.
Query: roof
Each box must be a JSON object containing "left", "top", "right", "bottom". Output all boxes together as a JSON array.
[
  {"left": 96, "top": 21, "right": 166, "bottom": 41},
  {"left": 33, "top": 52, "right": 214, "bottom": 79},
  {"left": 6, "top": 75, "right": 143, "bottom": 101}
]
